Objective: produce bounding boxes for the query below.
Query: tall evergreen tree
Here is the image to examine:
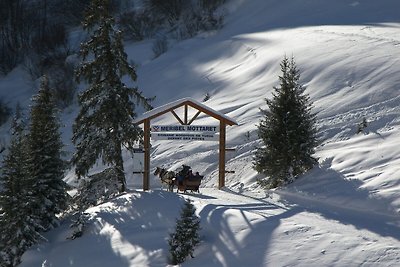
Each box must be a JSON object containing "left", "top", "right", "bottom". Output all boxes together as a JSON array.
[
  {"left": 72, "top": 0, "right": 152, "bottom": 192},
  {"left": 254, "top": 56, "right": 318, "bottom": 188},
  {"left": 0, "top": 106, "right": 43, "bottom": 267},
  {"left": 26, "top": 76, "right": 69, "bottom": 231}
]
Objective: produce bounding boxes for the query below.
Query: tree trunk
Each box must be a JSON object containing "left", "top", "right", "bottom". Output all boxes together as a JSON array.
[{"left": 115, "top": 142, "right": 126, "bottom": 192}]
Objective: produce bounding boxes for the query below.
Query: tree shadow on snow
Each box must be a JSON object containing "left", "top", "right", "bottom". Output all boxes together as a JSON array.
[
  {"left": 182, "top": 192, "right": 218, "bottom": 199},
  {"left": 89, "top": 190, "right": 188, "bottom": 266},
  {"left": 184, "top": 158, "right": 400, "bottom": 266},
  {"left": 278, "top": 158, "right": 400, "bottom": 241},
  {"left": 22, "top": 190, "right": 188, "bottom": 267},
  {"left": 188, "top": 194, "right": 303, "bottom": 267}
]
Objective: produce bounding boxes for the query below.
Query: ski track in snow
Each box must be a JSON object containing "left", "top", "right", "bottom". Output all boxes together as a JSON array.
[{"left": 318, "top": 94, "right": 400, "bottom": 143}]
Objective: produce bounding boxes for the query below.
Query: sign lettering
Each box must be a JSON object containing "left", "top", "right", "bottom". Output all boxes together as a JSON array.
[
  {"left": 151, "top": 132, "right": 219, "bottom": 141},
  {"left": 151, "top": 125, "right": 219, "bottom": 133}
]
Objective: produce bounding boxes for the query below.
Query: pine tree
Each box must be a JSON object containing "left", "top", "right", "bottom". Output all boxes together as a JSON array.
[
  {"left": 26, "top": 76, "right": 69, "bottom": 231},
  {"left": 72, "top": 0, "right": 152, "bottom": 192},
  {"left": 0, "top": 106, "right": 43, "bottom": 266},
  {"left": 254, "top": 56, "right": 318, "bottom": 188},
  {"left": 168, "top": 199, "right": 200, "bottom": 265}
]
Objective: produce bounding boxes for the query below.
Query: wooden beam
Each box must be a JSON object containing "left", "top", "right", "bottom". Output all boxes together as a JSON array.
[
  {"left": 188, "top": 110, "right": 201, "bottom": 125},
  {"left": 184, "top": 104, "right": 188, "bottom": 124},
  {"left": 143, "top": 119, "right": 150, "bottom": 191},
  {"left": 171, "top": 110, "right": 185, "bottom": 125},
  {"left": 186, "top": 101, "right": 238, "bottom": 126},
  {"left": 219, "top": 121, "right": 226, "bottom": 189},
  {"left": 134, "top": 98, "right": 237, "bottom": 126}
]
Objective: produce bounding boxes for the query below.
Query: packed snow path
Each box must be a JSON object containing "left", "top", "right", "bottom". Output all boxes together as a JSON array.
[{"left": 185, "top": 188, "right": 400, "bottom": 267}]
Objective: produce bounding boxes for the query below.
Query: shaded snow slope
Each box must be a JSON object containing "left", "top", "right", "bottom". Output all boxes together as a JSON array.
[
  {"left": 21, "top": 189, "right": 400, "bottom": 267},
  {"left": 21, "top": 191, "right": 186, "bottom": 267}
]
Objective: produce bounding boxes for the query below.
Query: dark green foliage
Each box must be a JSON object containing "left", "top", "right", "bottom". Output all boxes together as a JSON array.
[
  {"left": 48, "top": 60, "right": 77, "bottom": 109},
  {"left": 72, "top": 0, "right": 153, "bottom": 193},
  {"left": 0, "top": 0, "right": 32, "bottom": 74},
  {"left": 118, "top": 10, "right": 162, "bottom": 41},
  {"left": 200, "top": 0, "right": 226, "bottom": 13},
  {"left": 146, "top": 0, "right": 185, "bottom": 25},
  {"left": 25, "top": 48, "right": 77, "bottom": 108},
  {"left": 142, "top": 0, "right": 225, "bottom": 45},
  {"left": 73, "top": 167, "right": 121, "bottom": 210},
  {"left": 0, "top": 0, "right": 227, "bottom": 74},
  {"left": 202, "top": 92, "right": 211, "bottom": 102},
  {"left": 0, "top": 106, "right": 44, "bottom": 266},
  {"left": 26, "top": 76, "right": 69, "bottom": 231},
  {"left": 168, "top": 199, "right": 200, "bottom": 265},
  {"left": 0, "top": 0, "right": 70, "bottom": 75},
  {"left": 254, "top": 56, "right": 318, "bottom": 188},
  {"left": 357, "top": 117, "right": 368, "bottom": 134},
  {"left": 0, "top": 99, "right": 11, "bottom": 126},
  {"left": 0, "top": 85, "right": 69, "bottom": 264},
  {"left": 69, "top": 167, "right": 120, "bottom": 239},
  {"left": 152, "top": 36, "right": 168, "bottom": 58}
]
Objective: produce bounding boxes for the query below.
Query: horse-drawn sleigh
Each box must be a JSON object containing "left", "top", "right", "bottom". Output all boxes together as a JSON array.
[{"left": 154, "top": 165, "right": 203, "bottom": 193}]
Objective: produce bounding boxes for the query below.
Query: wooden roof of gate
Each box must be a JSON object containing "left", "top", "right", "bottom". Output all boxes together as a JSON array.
[{"left": 133, "top": 97, "right": 238, "bottom": 125}]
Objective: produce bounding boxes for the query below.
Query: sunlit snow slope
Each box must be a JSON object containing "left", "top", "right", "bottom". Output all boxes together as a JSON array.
[
  {"left": 121, "top": 0, "right": 400, "bottom": 213},
  {"left": 0, "top": 1, "right": 399, "bottom": 210}
]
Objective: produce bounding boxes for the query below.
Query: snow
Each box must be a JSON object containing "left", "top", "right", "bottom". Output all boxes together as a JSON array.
[
  {"left": 1, "top": 0, "right": 400, "bottom": 266},
  {"left": 19, "top": 189, "right": 400, "bottom": 267},
  {"left": 133, "top": 97, "right": 237, "bottom": 125}
]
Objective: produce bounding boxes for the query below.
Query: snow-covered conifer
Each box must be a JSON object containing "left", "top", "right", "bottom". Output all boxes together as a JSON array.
[
  {"left": 26, "top": 76, "right": 69, "bottom": 231},
  {"left": 68, "top": 167, "right": 120, "bottom": 239},
  {"left": 72, "top": 0, "right": 153, "bottom": 192},
  {"left": 0, "top": 106, "right": 43, "bottom": 266},
  {"left": 168, "top": 199, "right": 200, "bottom": 265},
  {"left": 254, "top": 56, "right": 318, "bottom": 188}
]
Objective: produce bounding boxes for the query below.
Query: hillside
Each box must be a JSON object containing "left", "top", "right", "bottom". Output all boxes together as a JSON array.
[
  {"left": 1, "top": 0, "right": 400, "bottom": 266},
  {"left": 131, "top": 0, "right": 400, "bottom": 211}
]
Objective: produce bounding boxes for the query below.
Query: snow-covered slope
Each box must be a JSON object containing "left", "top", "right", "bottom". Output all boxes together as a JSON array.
[
  {"left": 21, "top": 188, "right": 400, "bottom": 267},
  {"left": 1, "top": 0, "right": 400, "bottom": 266},
  {"left": 132, "top": 0, "right": 400, "bottom": 211}
]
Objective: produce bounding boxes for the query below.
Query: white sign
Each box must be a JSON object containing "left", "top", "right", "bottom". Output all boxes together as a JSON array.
[
  {"left": 151, "top": 125, "right": 219, "bottom": 133},
  {"left": 151, "top": 132, "right": 219, "bottom": 141}
]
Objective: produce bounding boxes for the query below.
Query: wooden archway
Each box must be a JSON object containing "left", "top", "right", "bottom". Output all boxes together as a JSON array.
[{"left": 133, "top": 97, "right": 237, "bottom": 190}]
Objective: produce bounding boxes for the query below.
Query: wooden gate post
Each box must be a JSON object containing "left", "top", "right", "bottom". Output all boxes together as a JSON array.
[
  {"left": 143, "top": 119, "right": 150, "bottom": 190},
  {"left": 219, "top": 121, "right": 226, "bottom": 189},
  {"left": 133, "top": 98, "right": 237, "bottom": 191}
]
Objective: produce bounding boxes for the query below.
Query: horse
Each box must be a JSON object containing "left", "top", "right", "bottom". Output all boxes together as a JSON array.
[{"left": 154, "top": 167, "right": 176, "bottom": 192}]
